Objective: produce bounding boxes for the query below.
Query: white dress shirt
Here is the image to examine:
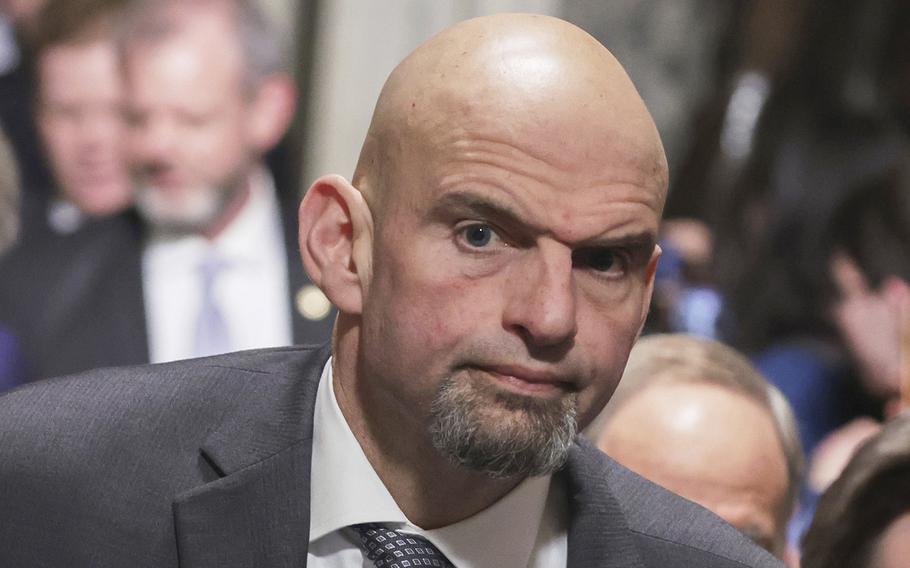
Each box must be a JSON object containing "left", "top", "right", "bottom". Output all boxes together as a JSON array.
[
  {"left": 142, "top": 168, "right": 293, "bottom": 363},
  {"left": 308, "top": 359, "right": 569, "bottom": 567}
]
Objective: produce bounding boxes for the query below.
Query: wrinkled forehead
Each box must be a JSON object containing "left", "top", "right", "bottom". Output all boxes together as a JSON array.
[
  {"left": 363, "top": 16, "right": 668, "bottom": 219},
  {"left": 386, "top": 91, "right": 666, "bottom": 219}
]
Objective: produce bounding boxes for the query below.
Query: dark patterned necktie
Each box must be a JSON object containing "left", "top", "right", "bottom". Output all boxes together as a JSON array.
[{"left": 352, "top": 523, "right": 455, "bottom": 568}]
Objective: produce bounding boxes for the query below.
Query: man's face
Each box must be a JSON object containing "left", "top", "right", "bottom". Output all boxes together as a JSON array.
[
  {"left": 36, "top": 40, "right": 131, "bottom": 216},
  {"left": 599, "top": 382, "right": 790, "bottom": 555},
  {"left": 357, "top": 95, "right": 663, "bottom": 477},
  {"left": 124, "top": 21, "right": 256, "bottom": 232}
]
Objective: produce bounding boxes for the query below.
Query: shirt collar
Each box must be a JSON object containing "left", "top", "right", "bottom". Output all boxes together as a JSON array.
[{"left": 309, "top": 359, "right": 554, "bottom": 568}]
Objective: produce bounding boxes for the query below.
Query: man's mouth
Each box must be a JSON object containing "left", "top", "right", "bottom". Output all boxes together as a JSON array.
[{"left": 474, "top": 364, "right": 574, "bottom": 397}]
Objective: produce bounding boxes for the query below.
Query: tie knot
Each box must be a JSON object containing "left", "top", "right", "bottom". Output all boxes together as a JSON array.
[{"left": 351, "top": 523, "right": 454, "bottom": 568}]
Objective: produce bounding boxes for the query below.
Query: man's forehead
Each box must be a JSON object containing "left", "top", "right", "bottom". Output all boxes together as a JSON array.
[
  {"left": 356, "top": 14, "right": 668, "bottom": 221},
  {"left": 388, "top": 101, "right": 666, "bottom": 213}
]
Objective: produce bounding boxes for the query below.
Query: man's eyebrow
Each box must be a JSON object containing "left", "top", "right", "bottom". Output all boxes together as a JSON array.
[
  {"left": 429, "top": 191, "right": 531, "bottom": 229},
  {"left": 587, "top": 232, "right": 656, "bottom": 254},
  {"left": 429, "top": 190, "right": 657, "bottom": 252}
]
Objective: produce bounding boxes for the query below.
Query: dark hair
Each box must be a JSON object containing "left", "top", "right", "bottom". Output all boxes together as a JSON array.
[
  {"left": 801, "top": 413, "right": 910, "bottom": 568},
  {"left": 715, "top": 105, "right": 910, "bottom": 352},
  {"left": 29, "top": 0, "right": 130, "bottom": 57}
]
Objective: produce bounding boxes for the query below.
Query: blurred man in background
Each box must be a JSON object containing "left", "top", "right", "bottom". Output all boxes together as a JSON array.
[
  {"left": 0, "top": 0, "right": 135, "bottom": 389},
  {"left": 594, "top": 334, "right": 803, "bottom": 562},
  {"left": 30, "top": 0, "right": 132, "bottom": 236},
  {"left": 0, "top": 0, "right": 333, "bottom": 384},
  {"left": 120, "top": 0, "right": 333, "bottom": 364}
]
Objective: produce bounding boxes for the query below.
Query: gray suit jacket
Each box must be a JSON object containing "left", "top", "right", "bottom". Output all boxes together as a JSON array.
[{"left": 0, "top": 345, "right": 782, "bottom": 567}]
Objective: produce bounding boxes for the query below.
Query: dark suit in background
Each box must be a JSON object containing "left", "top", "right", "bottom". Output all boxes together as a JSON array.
[
  {"left": 0, "top": 345, "right": 782, "bottom": 567},
  {"left": 0, "top": 195, "right": 334, "bottom": 384}
]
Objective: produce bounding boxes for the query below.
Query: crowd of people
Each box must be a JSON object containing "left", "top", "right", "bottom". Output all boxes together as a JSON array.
[
  {"left": 0, "top": 1, "right": 907, "bottom": 567},
  {"left": 0, "top": 0, "right": 334, "bottom": 386}
]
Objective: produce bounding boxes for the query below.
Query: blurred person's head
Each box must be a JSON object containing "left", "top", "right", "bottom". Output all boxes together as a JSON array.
[
  {"left": 31, "top": 0, "right": 132, "bottom": 216},
  {"left": 802, "top": 413, "right": 910, "bottom": 568},
  {"left": 119, "top": 0, "right": 295, "bottom": 236},
  {"left": 594, "top": 334, "right": 803, "bottom": 557}
]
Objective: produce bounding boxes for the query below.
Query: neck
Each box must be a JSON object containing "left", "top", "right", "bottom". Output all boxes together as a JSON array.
[{"left": 332, "top": 318, "right": 524, "bottom": 529}]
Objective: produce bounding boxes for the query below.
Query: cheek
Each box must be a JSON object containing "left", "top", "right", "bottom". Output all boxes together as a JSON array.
[
  {"left": 377, "top": 266, "right": 478, "bottom": 344},
  {"left": 178, "top": 129, "right": 249, "bottom": 183},
  {"left": 573, "top": 302, "right": 644, "bottom": 424},
  {"left": 366, "top": 243, "right": 506, "bottom": 369},
  {"left": 41, "top": 124, "right": 72, "bottom": 161}
]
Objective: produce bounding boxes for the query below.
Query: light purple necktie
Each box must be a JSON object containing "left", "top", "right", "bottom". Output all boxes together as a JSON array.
[{"left": 193, "top": 254, "right": 231, "bottom": 357}]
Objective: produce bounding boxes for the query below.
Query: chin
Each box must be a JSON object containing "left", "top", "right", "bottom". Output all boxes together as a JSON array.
[
  {"left": 135, "top": 184, "right": 225, "bottom": 233},
  {"left": 428, "top": 372, "right": 578, "bottom": 478}
]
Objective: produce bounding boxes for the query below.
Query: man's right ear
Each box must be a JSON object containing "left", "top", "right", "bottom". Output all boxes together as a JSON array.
[{"left": 298, "top": 175, "right": 374, "bottom": 315}]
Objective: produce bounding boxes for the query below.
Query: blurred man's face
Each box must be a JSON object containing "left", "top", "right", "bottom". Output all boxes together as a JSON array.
[
  {"left": 36, "top": 40, "right": 132, "bottom": 216},
  {"left": 124, "top": 14, "right": 258, "bottom": 233},
  {"left": 599, "top": 382, "right": 790, "bottom": 556}
]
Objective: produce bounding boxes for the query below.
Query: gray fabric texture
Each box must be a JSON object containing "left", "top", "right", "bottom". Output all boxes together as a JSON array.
[{"left": 0, "top": 345, "right": 783, "bottom": 567}]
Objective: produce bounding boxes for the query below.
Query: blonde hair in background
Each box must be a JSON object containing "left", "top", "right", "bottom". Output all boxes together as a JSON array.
[{"left": 0, "top": 127, "right": 19, "bottom": 254}]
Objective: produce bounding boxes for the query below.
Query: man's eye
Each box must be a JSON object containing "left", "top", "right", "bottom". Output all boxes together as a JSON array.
[
  {"left": 573, "top": 248, "right": 621, "bottom": 273},
  {"left": 461, "top": 224, "right": 495, "bottom": 248}
]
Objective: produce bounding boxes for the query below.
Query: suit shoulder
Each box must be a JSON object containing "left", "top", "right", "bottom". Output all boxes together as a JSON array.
[
  {"left": 0, "top": 344, "right": 329, "bottom": 444},
  {"left": 572, "top": 440, "right": 783, "bottom": 568}
]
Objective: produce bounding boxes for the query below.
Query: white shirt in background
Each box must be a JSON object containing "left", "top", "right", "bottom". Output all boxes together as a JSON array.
[{"left": 142, "top": 168, "right": 293, "bottom": 363}]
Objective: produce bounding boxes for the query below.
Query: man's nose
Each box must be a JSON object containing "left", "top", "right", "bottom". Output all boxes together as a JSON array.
[
  {"left": 503, "top": 244, "right": 578, "bottom": 348},
  {"left": 77, "top": 109, "right": 122, "bottom": 153},
  {"left": 130, "top": 116, "right": 175, "bottom": 163}
]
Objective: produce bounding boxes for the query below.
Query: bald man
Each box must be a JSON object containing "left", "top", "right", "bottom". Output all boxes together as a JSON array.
[
  {"left": 0, "top": 15, "right": 781, "bottom": 567},
  {"left": 593, "top": 334, "right": 803, "bottom": 560}
]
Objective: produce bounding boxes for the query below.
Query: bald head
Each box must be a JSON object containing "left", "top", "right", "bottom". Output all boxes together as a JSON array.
[
  {"left": 353, "top": 14, "right": 667, "bottom": 212},
  {"left": 594, "top": 334, "right": 802, "bottom": 558}
]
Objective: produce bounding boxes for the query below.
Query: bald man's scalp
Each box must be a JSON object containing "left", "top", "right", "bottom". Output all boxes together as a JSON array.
[{"left": 352, "top": 13, "right": 668, "bottom": 221}]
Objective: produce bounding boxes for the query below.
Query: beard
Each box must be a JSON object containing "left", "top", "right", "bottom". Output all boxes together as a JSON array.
[
  {"left": 428, "top": 370, "right": 578, "bottom": 479},
  {"left": 134, "top": 177, "right": 245, "bottom": 235}
]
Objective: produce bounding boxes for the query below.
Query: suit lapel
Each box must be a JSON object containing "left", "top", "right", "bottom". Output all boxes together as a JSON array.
[
  {"left": 565, "top": 439, "right": 646, "bottom": 568},
  {"left": 173, "top": 345, "right": 330, "bottom": 568}
]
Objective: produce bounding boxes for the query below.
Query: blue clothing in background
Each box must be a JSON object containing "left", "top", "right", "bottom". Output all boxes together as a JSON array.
[
  {"left": 754, "top": 337, "right": 877, "bottom": 457},
  {"left": 0, "top": 324, "right": 25, "bottom": 392}
]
